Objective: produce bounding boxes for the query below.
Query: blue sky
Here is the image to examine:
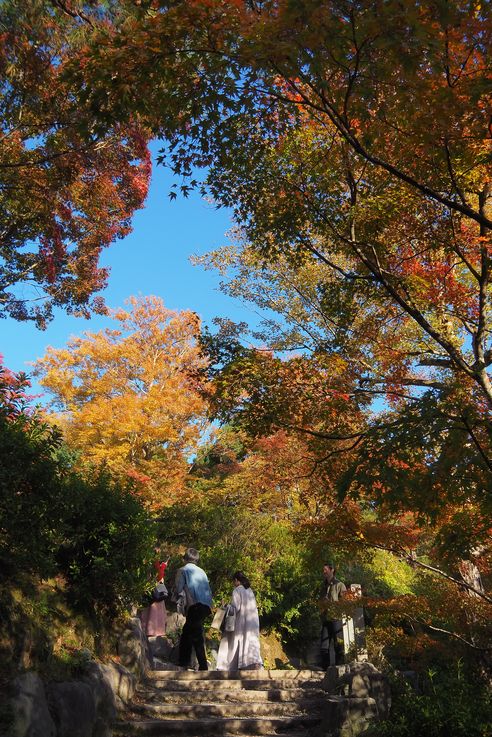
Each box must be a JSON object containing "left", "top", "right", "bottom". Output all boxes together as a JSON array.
[{"left": 1, "top": 146, "right": 258, "bottom": 397}]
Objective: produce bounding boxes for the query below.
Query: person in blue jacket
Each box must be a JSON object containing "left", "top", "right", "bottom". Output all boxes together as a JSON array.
[{"left": 175, "top": 547, "right": 213, "bottom": 671}]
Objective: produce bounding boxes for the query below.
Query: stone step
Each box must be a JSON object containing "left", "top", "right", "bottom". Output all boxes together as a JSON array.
[
  {"left": 137, "top": 686, "right": 326, "bottom": 705},
  {"left": 130, "top": 699, "right": 324, "bottom": 719},
  {"left": 118, "top": 668, "right": 327, "bottom": 736},
  {"left": 147, "top": 669, "right": 323, "bottom": 681},
  {"left": 146, "top": 678, "right": 323, "bottom": 692},
  {"left": 114, "top": 714, "right": 321, "bottom": 736}
]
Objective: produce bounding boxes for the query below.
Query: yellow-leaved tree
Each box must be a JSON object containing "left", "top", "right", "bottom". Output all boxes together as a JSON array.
[{"left": 35, "top": 295, "right": 208, "bottom": 509}]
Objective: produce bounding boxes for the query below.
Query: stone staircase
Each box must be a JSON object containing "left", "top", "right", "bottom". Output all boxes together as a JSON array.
[{"left": 114, "top": 669, "right": 326, "bottom": 736}]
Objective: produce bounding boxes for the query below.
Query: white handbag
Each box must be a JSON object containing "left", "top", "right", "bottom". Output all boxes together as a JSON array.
[
  {"left": 223, "top": 604, "right": 236, "bottom": 632},
  {"left": 210, "top": 606, "right": 227, "bottom": 630}
]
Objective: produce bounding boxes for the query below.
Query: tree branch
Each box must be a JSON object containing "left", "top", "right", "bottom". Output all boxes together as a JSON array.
[
  {"left": 365, "top": 540, "right": 492, "bottom": 605},
  {"left": 407, "top": 616, "right": 491, "bottom": 651}
]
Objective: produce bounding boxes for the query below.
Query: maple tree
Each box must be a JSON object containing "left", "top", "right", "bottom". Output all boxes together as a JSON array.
[
  {"left": 35, "top": 296, "right": 209, "bottom": 509},
  {"left": 198, "top": 244, "right": 490, "bottom": 534},
  {"left": 73, "top": 0, "right": 492, "bottom": 401},
  {"left": 194, "top": 273, "right": 492, "bottom": 653},
  {"left": 188, "top": 420, "right": 492, "bottom": 654},
  {"left": 198, "top": 259, "right": 492, "bottom": 628},
  {"left": 0, "top": 1, "right": 151, "bottom": 326},
  {"left": 192, "top": 425, "right": 344, "bottom": 520}
]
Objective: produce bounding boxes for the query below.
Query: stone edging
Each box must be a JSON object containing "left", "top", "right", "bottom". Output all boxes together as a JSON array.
[{"left": 3, "top": 617, "right": 150, "bottom": 737}]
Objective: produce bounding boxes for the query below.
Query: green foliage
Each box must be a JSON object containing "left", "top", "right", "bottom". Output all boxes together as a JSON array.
[
  {"left": 349, "top": 550, "right": 419, "bottom": 598},
  {"left": 337, "top": 392, "right": 492, "bottom": 526},
  {"left": 0, "top": 573, "right": 122, "bottom": 682},
  {"left": 0, "top": 363, "right": 155, "bottom": 621},
  {"left": 0, "top": 374, "right": 67, "bottom": 579},
  {"left": 159, "top": 494, "right": 440, "bottom": 652},
  {"left": 368, "top": 663, "right": 492, "bottom": 737},
  {"left": 53, "top": 644, "right": 93, "bottom": 676},
  {"left": 56, "top": 472, "right": 156, "bottom": 617},
  {"left": 250, "top": 523, "right": 316, "bottom": 643},
  {"left": 161, "top": 498, "right": 327, "bottom": 645}
]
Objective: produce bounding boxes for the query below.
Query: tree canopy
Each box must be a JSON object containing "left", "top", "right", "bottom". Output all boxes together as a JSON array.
[
  {"left": 53, "top": 0, "right": 491, "bottom": 507},
  {"left": 1, "top": 0, "right": 492, "bottom": 682},
  {"left": 35, "top": 295, "right": 209, "bottom": 509},
  {"left": 0, "top": 1, "right": 151, "bottom": 326},
  {"left": 70, "top": 0, "right": 491, "bottom": 394}
]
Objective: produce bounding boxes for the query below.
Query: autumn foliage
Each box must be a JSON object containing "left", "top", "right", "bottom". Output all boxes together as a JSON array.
[
  {"left": 35, "top": 296, "right": 208, "bottom": 509},
  {"left": 0, "top": 1, "right": 151, "bottom": 326},
  {"left": 1, "top": 0, "right": 491, "bottom": 699}
]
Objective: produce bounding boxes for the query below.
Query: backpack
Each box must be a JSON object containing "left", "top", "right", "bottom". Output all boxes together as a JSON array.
[{"left": 152, "top": 582, "right": 168, "bottom": 602}]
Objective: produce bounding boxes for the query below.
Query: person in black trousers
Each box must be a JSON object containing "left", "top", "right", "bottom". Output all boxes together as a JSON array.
[{"left": 175, "top": 548, "right": 213, "bottom": 671}]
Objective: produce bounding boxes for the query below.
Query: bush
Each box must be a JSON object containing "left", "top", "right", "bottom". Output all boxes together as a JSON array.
[
  {"left": 368, "top": 662, "right": 492, "bottom": 737},
  {"left": 0, "top": 397, "right": 68, "bottom": 579},
  {"left": 56, "top": 471, "right": 156, "bottom": 617},
  {"left": 158, "top": 500, "right": 321, "bottom": 645},
  {"left": 0, "top": 365, "right": 155, "bottom": 619}
]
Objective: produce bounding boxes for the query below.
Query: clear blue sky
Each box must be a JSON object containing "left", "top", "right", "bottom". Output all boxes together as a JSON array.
[{"left": 0, "top": 144, "right": 258, "bottom": 398}]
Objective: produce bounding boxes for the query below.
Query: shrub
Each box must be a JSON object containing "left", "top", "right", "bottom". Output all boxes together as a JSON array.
[
  {"left": 0, "top": 364, "right": 155, "bottom": 619},
  {"left": 158, "top": 500, "right": 321, "bottom": 645},
  {"left": 368, "top": 661, "right": 492, "bottom": 737},
  {"left": 56, "top": 471, "right": 156, "bottom": 617},
  {"left": 0, "top": 383, "right": 67, "bottom": 579}
]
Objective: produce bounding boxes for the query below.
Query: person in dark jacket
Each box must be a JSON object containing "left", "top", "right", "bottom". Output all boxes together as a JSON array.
[{"left": 319, "top": 562, "right": 346, "bottom": 668}]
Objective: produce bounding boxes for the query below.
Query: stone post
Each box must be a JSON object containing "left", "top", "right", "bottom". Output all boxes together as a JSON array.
[{"left": 341, "top": 584, "right": 368, "bottom": 662}]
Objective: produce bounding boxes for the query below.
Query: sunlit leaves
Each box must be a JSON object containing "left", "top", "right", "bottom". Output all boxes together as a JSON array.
[
  {"left": 0, "top": 1, "right": 151, "bottom": 326},
  {"left": 34, "top": 296, "right": 209, "bottom": 509}
]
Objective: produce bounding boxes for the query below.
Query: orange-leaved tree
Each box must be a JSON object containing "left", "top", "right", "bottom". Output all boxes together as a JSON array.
[
  {"left": 198, "top": 328, "right": 492, "bottom": 652},
  {"left": 0, "top": 1, "right": 151, "bottom": 326},
  {"left": 35, "top": 296, "right": 209, "bottom": 509}
]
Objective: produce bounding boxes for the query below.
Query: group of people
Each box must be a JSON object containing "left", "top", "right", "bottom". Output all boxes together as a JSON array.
[
  {"left": 140, "top": 547, "right": 347, "bottom": 671},
  {"left": 141, "top": 547, "right": 263, "bottom": 671}
]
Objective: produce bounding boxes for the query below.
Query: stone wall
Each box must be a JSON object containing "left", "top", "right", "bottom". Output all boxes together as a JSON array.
[
  {"left": 317, "top": 662, "right": 391, "bottom": 737},
  {"left": 2, "top": 618, "right": 150, "bottom": 737}
]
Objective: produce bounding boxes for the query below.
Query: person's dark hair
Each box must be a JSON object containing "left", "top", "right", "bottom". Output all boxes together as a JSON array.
[
  {"left": 324, "top": 561, "right": 335, "bottom": 570},
  {"left": 233, "top": 571, "right": 251, "bottom": 589},
  {"left": 184, "top": 547, "right": 200, "bottom": 563}
]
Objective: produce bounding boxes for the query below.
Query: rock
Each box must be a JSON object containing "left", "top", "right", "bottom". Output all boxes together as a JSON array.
[
  {"left": 84, "top": 660, "right": 135, "bottom": 710},
  {"left": 117, "top": 617, "right": 152, "bottom": 678},
  {"left": 319, "top": 695, "right": 378, "bottom": 737},
  {"left": 168, "top": 643, "right": 181, "bottom": 666},
  {"left": 325, "top": 662, "right": 391, "bottom": 719},
  {"left": 4, "top": 616, "right": 146, "bottom": 737},
  {"left": 164, "top": 612, "right": 185, "bottom": 636},
  {"left": 322, "top": 665, "right": 351, "bottom": 693},
  {"left": 9, "top": 672, "right": 56, "bottom": 737},
  {"left": 152, "top": 658, "right": 180, "bottom": 670},
  {"left": 148, "top": 636, "right": 174, "bottom": 661},
  {"left": 81, "top": 661, "right": 119, "bottom": 737},
  {"left": 47, "top": 681, "right": 96, "bottom": 737}
]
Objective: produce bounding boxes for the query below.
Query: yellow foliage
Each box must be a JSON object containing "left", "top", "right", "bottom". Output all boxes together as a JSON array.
[{"left": 35, "top": 296, "right": 209, "bottom": 509}]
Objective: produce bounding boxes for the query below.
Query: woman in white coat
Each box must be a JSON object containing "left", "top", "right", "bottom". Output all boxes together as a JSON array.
[{"left": 216, "top": 571, "right": 263, "bottom": 671}]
